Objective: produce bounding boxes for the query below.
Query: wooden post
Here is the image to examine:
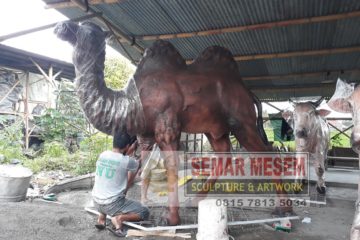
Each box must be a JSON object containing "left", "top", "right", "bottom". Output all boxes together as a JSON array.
[
  {"left": 24, "top": 72, "right": 30, "bottom": 150},
  {"left": 48, "top": 65, "right": 53, "bottom": 108}
]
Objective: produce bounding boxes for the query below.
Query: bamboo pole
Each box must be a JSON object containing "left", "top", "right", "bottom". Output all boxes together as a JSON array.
[
  {"left": 0, "top": 80, "right": 20, "bottom": 105},
  {"left": 234, "top": 46, "right": 360, "bottom": 61},
  {"left": 251, "top": 84, "right": 333, "bottom": 92},
  {"left": 242, "top": 70, "right": 359, "bottom": 81},
  {"left": 48, "top": 65, "right": 53, "bottom": 108},
  {"left": 0, "top": 111, "right": 23, "bottom": 116},
  {"left": 185, "top": 46, "right": 360, "bottom": 64},
  {"left": 119, "top": 11, "right": 360, "bottom": 42},
  {"left": 29, "top": 57, "right": 56, "bottom": 88},
  {"left": 28, "top": 100, "right": 48, "bottom": 104},
  {"left": 25, "top": 72, "right": 30, "bottom": 150},
  {"left": 0, "top": 13, "right": 99, "bottom": 42},
  {"left": 45, "top": 0, "right": 121, "bottom": 9}
]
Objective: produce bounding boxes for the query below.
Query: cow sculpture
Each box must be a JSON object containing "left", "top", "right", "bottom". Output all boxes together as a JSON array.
[
  {"left": 328, "top": 79, "right": 360, "bottom": 240},
  {"left": 282, "top": 99, "right": 330, "bottom": 194},
  {"left": 54, "top": 21, "right": 289, "bottom": 225}
]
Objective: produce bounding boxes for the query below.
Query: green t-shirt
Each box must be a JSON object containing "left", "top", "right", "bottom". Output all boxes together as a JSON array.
[{"left": 92, "top": 150, "right": 138, "bottom": 204}]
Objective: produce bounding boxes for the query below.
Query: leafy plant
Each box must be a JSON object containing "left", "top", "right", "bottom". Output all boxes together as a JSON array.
[
  {"left": 3, "top": 57, "right": 134, "bottom": 175},
  {"left": 0, "top": 116, "right": 24, "bottom": 161},
  {"left": 104, "top": 57, "right": 134, "bottom": 90}
]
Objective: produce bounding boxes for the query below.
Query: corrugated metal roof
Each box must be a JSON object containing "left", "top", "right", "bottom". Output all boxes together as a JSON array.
[
  {"left": 43, "top": 0, "right": 360, "bottom": 100},
  {"left": 0, "top": 44, "right": 75, "bottom": 80}
]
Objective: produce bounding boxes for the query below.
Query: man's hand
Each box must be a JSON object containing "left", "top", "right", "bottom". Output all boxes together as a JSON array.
[{"left": 126, "top": 140, "right": 138, "bottom": 156}]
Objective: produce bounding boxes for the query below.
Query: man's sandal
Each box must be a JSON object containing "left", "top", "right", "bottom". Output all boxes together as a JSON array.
[
  {"left": 95, "top": 223, "right": 106, "bottom": 230},
  {"left": 107, "top": 227, "right": 127, "bottom": 237}
]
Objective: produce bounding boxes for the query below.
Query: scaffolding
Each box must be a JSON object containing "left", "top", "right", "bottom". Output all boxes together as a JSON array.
[{"left": 0, "top": 62, "right": 61, "bottom": 149}]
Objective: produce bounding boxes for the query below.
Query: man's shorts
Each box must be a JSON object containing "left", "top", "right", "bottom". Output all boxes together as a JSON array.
[{"left": 94, "top": 197, "right": 149, "bottom": 220}]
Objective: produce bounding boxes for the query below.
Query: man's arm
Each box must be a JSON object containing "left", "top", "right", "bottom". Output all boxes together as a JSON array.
[
  {"left": 124, "top": 156, "right": 140, "bottom": 195},
  {"left": 124, "top": 170, "right": 137, "bottom": 195}
]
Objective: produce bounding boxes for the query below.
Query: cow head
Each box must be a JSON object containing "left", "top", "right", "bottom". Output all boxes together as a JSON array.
[
  {"left": 282, "top": 99, "right": 330, "bottom": 151},
  {"left": 328, "top": 79, "right": 360, "bottom": 153}
]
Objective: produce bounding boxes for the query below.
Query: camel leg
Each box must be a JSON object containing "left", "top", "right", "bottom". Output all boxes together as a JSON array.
[
  {"left": 187, "top": 133, "right": 231, "bottom": 205},
  {"left": 137, "top": 136, "right": 155, "bottom": 203},
  {"left": 155, "top": 113, "right": 181, "bottom": 225},
  {"left": 231, "top": 124, "right": 293, "bottom": 215}
]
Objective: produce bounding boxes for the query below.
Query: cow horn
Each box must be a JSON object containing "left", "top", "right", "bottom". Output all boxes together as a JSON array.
[
  {"left": 289, "top": 98, "right": 296, "bottom": 105},
  {"left": 312, "top": 97, "right": 324, "bottom": 107}
]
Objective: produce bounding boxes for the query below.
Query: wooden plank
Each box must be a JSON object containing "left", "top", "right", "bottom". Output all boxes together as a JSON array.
[
  {"left": 126, "top": 229, "right": 191, "bottom": 238},
  {"left": 45, "top": 0, "right": 120, "bottom": 9},
  {"left": 125, "top": 11, "right": 360, "bottom": 42}
]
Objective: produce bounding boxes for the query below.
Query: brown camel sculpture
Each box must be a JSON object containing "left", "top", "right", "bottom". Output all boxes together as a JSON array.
[{"left": 55, "top": 21, "right": 271, "bottom": 225}]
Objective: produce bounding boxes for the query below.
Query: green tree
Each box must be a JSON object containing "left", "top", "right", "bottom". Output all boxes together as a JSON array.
[{"left": 104, "top": 57, "right": 135, "bottom": 90}]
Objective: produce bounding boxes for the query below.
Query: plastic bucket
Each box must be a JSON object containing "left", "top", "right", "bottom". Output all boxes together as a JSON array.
[{"left": 0, "top": 165, "right": 33, "bottom": 202}]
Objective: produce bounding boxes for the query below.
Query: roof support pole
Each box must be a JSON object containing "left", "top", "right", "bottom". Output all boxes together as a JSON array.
[
  {"left": 45, "top": 0, "right": 121, "bottom": 9},
  {"left": 0, "top": 13, "right": 99, "bottom": 42},
  {"left": 69, "top": 0, "right": 144, "bottom": 54}
]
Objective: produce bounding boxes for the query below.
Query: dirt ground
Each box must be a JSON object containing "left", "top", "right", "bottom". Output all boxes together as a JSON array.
[{"left": 0, "top": 185, "right": 356, "bottom": 240}]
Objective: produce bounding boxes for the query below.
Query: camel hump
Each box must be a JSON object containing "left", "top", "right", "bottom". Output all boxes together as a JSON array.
[
  {"left": 191, "top": 46, "right": 238, "bottom": 73},
  {"left": 136, "top": 40, "right": 186, "bottom": 74}
]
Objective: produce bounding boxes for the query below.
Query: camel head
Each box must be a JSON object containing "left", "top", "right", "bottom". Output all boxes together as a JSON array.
[{"left": 54, "top": 21, "right": 107, "bottom": 73}]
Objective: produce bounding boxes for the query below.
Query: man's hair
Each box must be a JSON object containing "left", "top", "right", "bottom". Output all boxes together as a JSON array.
[{"left": 113, "top": 132, "right": 132, "bottom": 149}]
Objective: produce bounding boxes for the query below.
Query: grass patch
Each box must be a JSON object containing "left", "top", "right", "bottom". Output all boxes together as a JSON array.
[{"left": 22, "top": 133, "right": 113, "bottom": 175}]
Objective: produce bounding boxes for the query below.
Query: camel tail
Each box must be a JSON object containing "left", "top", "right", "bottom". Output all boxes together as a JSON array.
[{"left": 252, "top": 93, "right": 269, "bottom": 146}]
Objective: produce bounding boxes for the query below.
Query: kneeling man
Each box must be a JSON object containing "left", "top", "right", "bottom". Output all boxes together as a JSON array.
[{"left": 92, "top": 131, "right": 149, "bottom": 237}]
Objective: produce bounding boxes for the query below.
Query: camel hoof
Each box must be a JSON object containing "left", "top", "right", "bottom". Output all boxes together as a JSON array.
[
  {"left": 158, "top": 210, "right": 180, "bottom": 226},
  {"left": 316, "top": 186, "right": 326, "bottom": 195},
  {"left": 157, "top": 216, "right": 180, "bottom": 226}
]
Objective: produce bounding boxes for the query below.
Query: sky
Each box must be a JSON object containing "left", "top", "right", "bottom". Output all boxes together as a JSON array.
[
  {"left": 0, "top": 0, "right": 125, "bottom": 63},
  {"left": 0, "top": 0, "right": 349, "bottom": 118}
]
